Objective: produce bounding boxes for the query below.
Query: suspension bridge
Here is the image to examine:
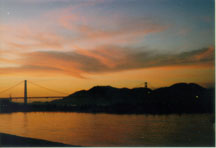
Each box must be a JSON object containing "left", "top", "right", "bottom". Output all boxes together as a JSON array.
[
  {"left": 0, "top": 80, "right": 68, "bottom": 104},
  {"left": 0, "top": 80, "right": 155, "bottom": 104}
]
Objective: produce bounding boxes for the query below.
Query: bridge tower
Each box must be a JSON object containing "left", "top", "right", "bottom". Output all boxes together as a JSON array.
[
  {"left": 24, "top": 80, "right": 27, "bottom": 104},
  {"left": 145, "top": 82, "right": 148, "bottom": 88}
]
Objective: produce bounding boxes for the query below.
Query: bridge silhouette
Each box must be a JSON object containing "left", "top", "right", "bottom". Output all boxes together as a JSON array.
[
  {"left": 0, "top": 80, "right": 156, "bottom": 104},
  {"left": 0, "top": 80, "right": 68, "bottom": 104}
]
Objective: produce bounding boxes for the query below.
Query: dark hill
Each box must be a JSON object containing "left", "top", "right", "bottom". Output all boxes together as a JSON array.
[
  {"left": 169, "top": 83, "right": 206, "bottom": 92},
  {"left": 153, "top": 83, "right": 207, "bottom": 101},
  {"left": 52, "top": 85, "right": 152, "bottom": 105},
  {"left": 50, "top": 83, "right": 214, "bottom": 114}
]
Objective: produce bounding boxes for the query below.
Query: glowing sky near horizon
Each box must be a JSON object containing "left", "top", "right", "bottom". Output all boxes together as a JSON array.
[{"left": 0, "top": 0, "right": 214, "bottom": 97}]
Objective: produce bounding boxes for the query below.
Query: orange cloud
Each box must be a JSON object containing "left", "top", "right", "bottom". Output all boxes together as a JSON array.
[
  {"left": 58, "top": 14, "right": 79, "bottom": 30},
  {"left": 75, "top": 24, "right": 167, "bottom": 44},
  {"left": 76, "top": 46, "right": 129, "bottom": 68},
  {"left": 0, "top": 23, "right": 66, "bottom": 53},
  {"left": 0, "top": 45, "right": 213, "bottom": 78},
  {"left": 193, "top": 46, "right": 214, "bottom": 61}
]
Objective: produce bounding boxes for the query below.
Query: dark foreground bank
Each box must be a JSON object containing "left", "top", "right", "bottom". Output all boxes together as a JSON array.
[{"left": 0, "top": 133, "right": 75, "bottom": 147}]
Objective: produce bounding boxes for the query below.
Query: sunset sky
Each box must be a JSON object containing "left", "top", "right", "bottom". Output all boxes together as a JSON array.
[{"left": 0, "top": 0, "right": 214, "bottom": 97}]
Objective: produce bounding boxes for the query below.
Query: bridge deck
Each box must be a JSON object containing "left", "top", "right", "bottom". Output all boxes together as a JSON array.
[{"left": 0, "top": 96, "right": 65, "bottom": 99}]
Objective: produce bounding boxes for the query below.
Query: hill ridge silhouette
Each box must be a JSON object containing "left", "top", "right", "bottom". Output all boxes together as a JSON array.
[
  {"left": 48, "top": 82, "right": 214, "bottom": 114},
  {"left": 65, "top": 82, "right": 206, "bottom": 98}
]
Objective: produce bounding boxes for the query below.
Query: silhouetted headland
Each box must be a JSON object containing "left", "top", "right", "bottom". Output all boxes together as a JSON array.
[
  {"left": 0, "top": 83, "right": 214, "bottom": 114},
  {"left": 0, "top": 132, "right": 74, "bottom": 147}
]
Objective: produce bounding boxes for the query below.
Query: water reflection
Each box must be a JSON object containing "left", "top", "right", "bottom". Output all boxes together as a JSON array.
[{"left": 0, "top": 112, "right": 214, "bottom": 146}]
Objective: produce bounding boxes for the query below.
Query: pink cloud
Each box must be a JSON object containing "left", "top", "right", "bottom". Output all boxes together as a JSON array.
[
  {"left": 193, "top": 46, "right": 214, "bottom": 61},
  {"left": 43, "top": 4, "right": 168, "bottom": 46}
]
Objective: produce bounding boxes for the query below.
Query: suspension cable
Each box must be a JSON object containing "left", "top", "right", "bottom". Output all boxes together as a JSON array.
[
  {"left": 0, "top": 81, "right": 23, "bottom": 95},
  {"left": 28, "top": 81, "right": 68, "bottom": 95}
]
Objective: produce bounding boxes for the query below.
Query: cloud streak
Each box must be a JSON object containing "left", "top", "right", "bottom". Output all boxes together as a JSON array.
[
  {"left": 1, "top": 12, "right": 168, "bottom": 53},
  {"left": 0, "top": 46, "right": 213, "bottom": 78}
]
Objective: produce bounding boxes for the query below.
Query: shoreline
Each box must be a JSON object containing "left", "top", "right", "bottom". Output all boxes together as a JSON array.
[
  {"left": 0, "top": 108, "right": 214, "bottom": 115},
  {"left": 0, "top": 132, "right": 76, "bottom": 147}
]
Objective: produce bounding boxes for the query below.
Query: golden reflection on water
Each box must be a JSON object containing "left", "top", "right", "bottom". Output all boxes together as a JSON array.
[{"left": 0, "top": 112, "right": 214, "bottom": 146}]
